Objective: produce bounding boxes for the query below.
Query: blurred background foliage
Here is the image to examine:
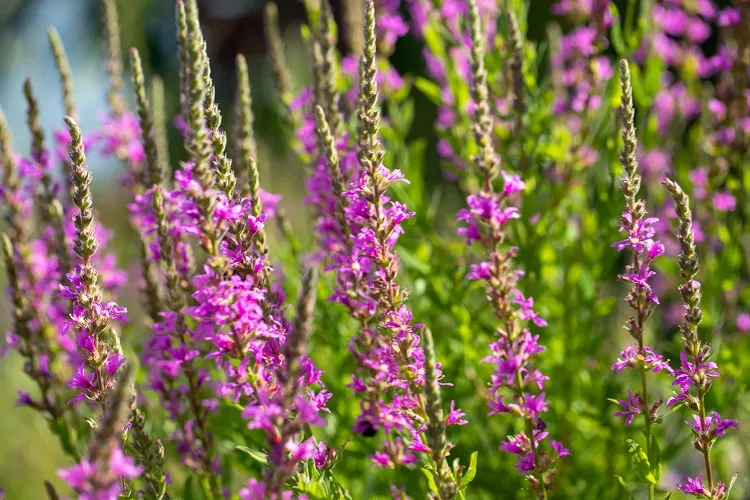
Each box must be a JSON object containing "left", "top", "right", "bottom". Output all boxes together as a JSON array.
[{"left": 0, "top": 0, "right": 747, "bottom": 499}]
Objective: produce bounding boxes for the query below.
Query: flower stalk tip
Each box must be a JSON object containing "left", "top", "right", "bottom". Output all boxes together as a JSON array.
[
  {"left": 47, "top": 26, "right": 77, "bottom": 119},
  {"left": 264, "top": 2, "right": 295, "bottom": 110},
  {"left": 233, "top": 53, "right": 259, "bottom": 195},
  {"left": 101, "top": 0, "right": 126, "bottom": 116}
]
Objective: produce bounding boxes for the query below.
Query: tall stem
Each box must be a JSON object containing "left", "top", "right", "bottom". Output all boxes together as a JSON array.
[
  {"left": 635, "top": 249, "right": 654, "bottom": 500},
  {"left": 639, "top": 368, "right": 654, "bottom": 500},
  {"left": 698, "top": 392, "right": 714, "bottom": 490}
]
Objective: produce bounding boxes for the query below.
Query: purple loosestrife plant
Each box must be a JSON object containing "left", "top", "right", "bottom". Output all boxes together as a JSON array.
[
  {"left": 129, "top": 2, "right": 330, "bottom": 496},
  {"left": 187, "top": 218, "right": 332, "bottom": 496},
  {"left": 60, "top": 117, "right": 128, "bottom": 409},
  {"left": 132, "top": 2, "right": 224, "bottom": 488},
  {"left": 611, "top": 61, "right": 671, "bottom": 500},
  {"left": 662, "top": 179, "right": 738, "bottom": 499},
  {"left": 462, "top": 1, "right": 567, "bottom": 497},
  {"left": 317, "top": 2, "right": 466, "bottom": 497}
]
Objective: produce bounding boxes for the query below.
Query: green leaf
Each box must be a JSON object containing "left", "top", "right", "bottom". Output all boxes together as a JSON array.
[
  {"left": 421, "top": 468, "right": 439, "bottom": 493},
  {"left": 399, "top": 246, "right": 432, "bottom": 274},
  {"left": 625, "top": 439, "right": 653, "bottom": 484},
  {"left": 609, "top": 5, "right": 628, "bottom": 56},
  {"left": 295, "top": 477, "right": 328, "bottom": 500},
  {"left": 414, "top": 77, "right": 443, "bottom": 106},
  {"left": 300, "top": 24, "right": 312, "bottom": 44},
  {"left": 460, "top": 451, "right": 478, "bottom": 488},
  {"left": 236, "top": 445, "right": 269, "bottom": 465},
  {"left": 628, "top": 64, "right": 651, "bottom": 110},
  {"left": 614, "top": 475, "right": 634, "bottom": 499},
  {"left": 664, "top": 493, "right": 672, "bottom": 500},
  {"left": 182, "top": 476, "right": 207, "bottom": 500},
  {"left": 422, "top": 23, "right": 447, "bottom": 62}
]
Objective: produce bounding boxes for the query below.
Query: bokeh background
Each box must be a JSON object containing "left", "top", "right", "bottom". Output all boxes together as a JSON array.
[{"left": 0, "top": 0, "right": 748, "bottom": 498}]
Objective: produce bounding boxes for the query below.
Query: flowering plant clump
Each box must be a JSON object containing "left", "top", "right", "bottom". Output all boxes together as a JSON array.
[{"left": 0, "top": 0, "right": 747, "bottom": 498}]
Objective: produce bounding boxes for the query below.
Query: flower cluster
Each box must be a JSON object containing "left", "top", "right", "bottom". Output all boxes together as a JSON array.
[
  {"left": 609, "top": 62, "right": 673, "bottom": 500},
  {"left": 288, "top": 0, "right": 406, "bottom": 263},
  {"left": 131, "top": 2, "right": 330, "bottom": 496},
  {"left": 303, "top": 6, "right": 465, "bottom": 496},
  {"left": 58, "top": 363, "right": 142, "bottom": 500},
  {"left": 663, "top": 179, "right": 738, "bottom": 499},
  {"left": 1, "top": 88, "right": 127, "bottom": 420},
  {"left": 57, "top": 117, "right": 130, "bottom": 411},
  {"left": 2, "top": 0, "right": 748, "bottom": 498},
  {"left": 461, "top": 1, "right": 566, "bottom": 495},
  {"left": 550, "top": 0, "right": 613, "bottom": 122},
  {"left": 706, "top": 3, "right": 749, "bottom": 153},
  {"left": 59, "top": 447, "right": 143, "bottom": 500}
]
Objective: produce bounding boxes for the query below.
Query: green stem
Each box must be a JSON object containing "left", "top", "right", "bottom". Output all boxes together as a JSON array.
[
  {"left": 639, "top": 368, "right": 654, "bottom": 500},
  {"left": 624, "top": 0, "right": 637, "bottom": 40},
  {"left": 698, "top": 392, "right": 714, "bottom": 490}
]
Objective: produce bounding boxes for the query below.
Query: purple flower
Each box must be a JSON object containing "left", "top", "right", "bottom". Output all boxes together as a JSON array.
[
  {"left": 614, "top": 389, "right": 643, "bottom": 426},
  {"left": 513, "top": 291, "right": 548, "bottom": 328},
  {"left": 710, "top": 412, "right": 739, "bottom": 437},
  {"left": 678, "top": 473, "right": 708, "bottom": 497},
  {"left": 15, "top": 390, "right": 34, "bottom": 407},
  {"left": 712, "top": 191, "right": 736, "bottom": 212},
  {"left": 91, "top": 112, "right": 145, "bottom": 169},
  {"left": 444, "top": 400, "right": 468, "bottom": 425},
  {"left": 377, "top": 13, "right": 409, "bottom": 52},
  {"left": 685, "top": 412, "right": 738, "bottom": 438},
  {"left": 502, "top": 171, "right": 526, "bottom": 195},
  {"left": 58, "top": 447, "right": 142, "bottom": 500},
  {"left": 550, "top": 440, "right": 570, "bottom": 458},
  {"left": 508, "top": 392, "right": 549, "bottom": 419},
  {"left": 109, "top": 448, "right": 143, "bottom": 477},
  {"left": 672, "top": 351, "right": 719, "bottom": 393},
  {"left": 550, "top": 0, "right": 612, "bottom": 117},
  {"left": 678, "top": 473, "right": 729, "bottom": 499},
  {"left": 611, "top": 345, "right": 672, "bottom": 375},
  {"left": 737, "top": 312, "right": 750, "bottom": 333},
  {"left": 612, "top": 213, "right": 659, "bottom": 253}
]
